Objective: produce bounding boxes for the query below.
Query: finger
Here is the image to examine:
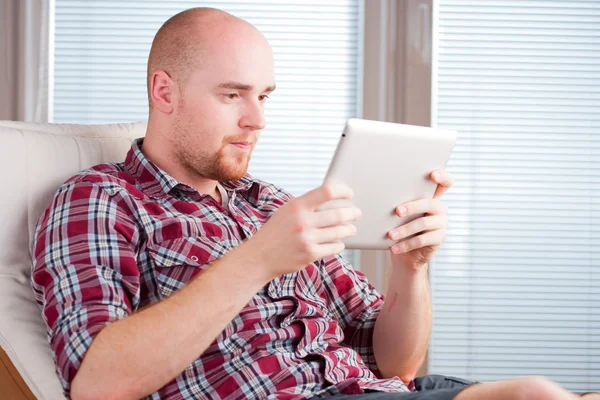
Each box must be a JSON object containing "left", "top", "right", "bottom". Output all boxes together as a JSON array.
[
  {"left": 431, "top": 170, "right": 454, "bottom": 198},
  {"left": 314, "top": 241, "right": 346, "bottom": 259},
  {"left": 312, "top": 224, "right": 357, "bottom": 244},
  {"left": 387, "top": 215, "right": 447, "bottom": 241},
  {"left": 313, "top": 207, "right": 362, "bottom": 228},
  {"left": 390, "top": 229, "right": 446, "bottom": 254},
  {"left": 431, "top": 170, "right": 454, "bottom": 186},
  {"left": 301, "top": 183, "right": 353, "bottom": 211},
  {"left": 396, "top": 198, "right": 447, "bottom": 217}
]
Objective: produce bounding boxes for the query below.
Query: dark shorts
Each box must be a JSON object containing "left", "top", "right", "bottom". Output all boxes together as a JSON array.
[{"left": 327, "top": 375, "right": 476, "bottom": 400}]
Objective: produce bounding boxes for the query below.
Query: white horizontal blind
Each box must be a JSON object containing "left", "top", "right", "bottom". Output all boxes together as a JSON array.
[
  {"left": 430, "top": 0, "right": 600, "bottom": 392},
  {"left": 52, "top": 0, "right": 361, "bottom": 197}
]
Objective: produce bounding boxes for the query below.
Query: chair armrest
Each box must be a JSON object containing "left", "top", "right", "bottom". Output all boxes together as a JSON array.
[{"left": 0, "top": 346, "right": 37, "bottom": 400}]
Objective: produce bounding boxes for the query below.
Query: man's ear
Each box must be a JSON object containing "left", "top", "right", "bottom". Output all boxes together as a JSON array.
[{"left": 150, "top": 70, "right": 178, "bottom": 114}]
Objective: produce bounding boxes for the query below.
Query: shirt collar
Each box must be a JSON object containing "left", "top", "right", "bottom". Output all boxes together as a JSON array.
[{"left": 124, "top": 138, "right": 255, "bottom": 199}]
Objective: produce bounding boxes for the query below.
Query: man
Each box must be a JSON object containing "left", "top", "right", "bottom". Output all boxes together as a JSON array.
[{"left": 31, "top": 7, "right": 597, "bottom": 400}]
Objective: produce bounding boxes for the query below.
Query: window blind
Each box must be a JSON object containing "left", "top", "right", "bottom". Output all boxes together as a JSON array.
[
  {"left": 52, "top": 0, "right": 362, "bottom": 198},
  {"left": 430, "top": 0, "right": 599, "bottom": 392}
]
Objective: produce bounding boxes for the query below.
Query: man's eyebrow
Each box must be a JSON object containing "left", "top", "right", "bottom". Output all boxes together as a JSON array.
[{"left": 217, "top": 82, "right": 276, "bottom": 93}]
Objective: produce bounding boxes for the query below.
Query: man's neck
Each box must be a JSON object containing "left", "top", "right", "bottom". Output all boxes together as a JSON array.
[{"left": 141, "top": 134, "right": 222, "bottom": 201}]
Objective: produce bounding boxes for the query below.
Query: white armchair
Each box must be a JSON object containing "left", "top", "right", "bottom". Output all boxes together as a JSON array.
[{"left": 0, "top": 121, "right": 146, "bottom": 399}]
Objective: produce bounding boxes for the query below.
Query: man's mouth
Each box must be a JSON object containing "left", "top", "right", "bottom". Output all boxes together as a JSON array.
[{"left": 230, "top": 141, "right": 253, "bottom": 150}]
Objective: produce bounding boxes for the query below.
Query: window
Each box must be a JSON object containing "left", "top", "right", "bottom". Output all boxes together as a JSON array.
[{"left": 429, "top": 0, "right": 600, "bottom": 392}]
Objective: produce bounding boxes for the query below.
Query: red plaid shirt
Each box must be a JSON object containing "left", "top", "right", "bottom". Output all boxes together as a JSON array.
[{"left": 31, "top": 139, "right": 409, "bottom": 399}]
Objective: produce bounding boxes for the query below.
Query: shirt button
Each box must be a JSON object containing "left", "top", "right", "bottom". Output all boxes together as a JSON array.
[{"left": 190, "top": 255, "right": 199, "bottom": 262}]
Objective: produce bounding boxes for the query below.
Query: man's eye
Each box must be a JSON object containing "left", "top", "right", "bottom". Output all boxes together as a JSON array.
[
  {"left": 226, "top": 93, "right": 239, "bottom": 100},
  {"left": 259, "top": 95, "right": 270, "bottom": 102}
]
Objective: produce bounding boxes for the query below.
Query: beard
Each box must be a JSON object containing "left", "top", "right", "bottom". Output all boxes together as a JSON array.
[{"left": 170, "top": 116, "right": 256, "bottom": 182}]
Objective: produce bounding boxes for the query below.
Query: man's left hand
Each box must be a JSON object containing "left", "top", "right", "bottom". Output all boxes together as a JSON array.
[{"left": 387, "top": 170, "right": 454, "bottom": 269}]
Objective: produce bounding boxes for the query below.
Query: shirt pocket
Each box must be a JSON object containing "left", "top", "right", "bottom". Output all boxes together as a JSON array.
[{"left": 148, "top": 236, "right": 239, "bottom": 299}]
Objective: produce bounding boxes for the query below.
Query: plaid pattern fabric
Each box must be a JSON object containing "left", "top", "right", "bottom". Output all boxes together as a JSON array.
[{"left": 31, "top": 139, "right": 409, "bottom": 399}]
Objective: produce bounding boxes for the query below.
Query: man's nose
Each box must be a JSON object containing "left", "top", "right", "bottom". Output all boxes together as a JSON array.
[{"left": 240, "top": 99, "right": 265, "bottom": 131}]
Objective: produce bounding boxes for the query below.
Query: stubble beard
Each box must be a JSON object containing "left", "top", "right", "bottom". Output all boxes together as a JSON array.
[{"left": 172, "top": 118, "right": 254, "bottom": 182}]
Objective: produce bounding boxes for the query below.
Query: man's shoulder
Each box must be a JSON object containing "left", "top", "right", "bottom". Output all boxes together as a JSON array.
[
  {"left": 34, "top": 162, "right": 142, "bottom": 253},
  {"left": 60, "top": 162, "right": 140, "bottom": 198}
]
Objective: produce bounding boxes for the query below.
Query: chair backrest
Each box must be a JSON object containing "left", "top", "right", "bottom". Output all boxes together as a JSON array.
[{"left": 0, "top": 120, "right": 147, "bottom": 399}]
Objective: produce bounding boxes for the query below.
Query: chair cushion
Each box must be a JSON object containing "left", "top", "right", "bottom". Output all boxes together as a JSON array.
[{"left": 0, "top": 121, "right": 146, "bottom": 399}]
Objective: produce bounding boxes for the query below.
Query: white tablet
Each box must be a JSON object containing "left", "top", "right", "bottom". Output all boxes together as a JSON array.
[{"left": 318, "top": 118, "right": 457, "bottom": 250}]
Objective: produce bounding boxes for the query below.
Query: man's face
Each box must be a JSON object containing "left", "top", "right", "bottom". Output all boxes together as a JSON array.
[{"left": 169, "top": 30, "right": 275, "bottom": 182}]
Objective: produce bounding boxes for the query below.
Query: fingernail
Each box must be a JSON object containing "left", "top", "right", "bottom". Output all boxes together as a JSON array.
[{"left": 398, "top": 206, "right": 407, "bottom": 217}]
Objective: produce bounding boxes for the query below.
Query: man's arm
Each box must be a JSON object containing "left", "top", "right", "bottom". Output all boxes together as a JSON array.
[
  {"left": 372, "top": 170, "right": 453, "bottom": 382},
  {"left": 324, "top": 254, "right": 430, "bottom": 382},
  {"left": 70, "top": 246, "right": 273, "bottom": 400},
  {"left": 372, "top": 260, "right": 431, "bottom": 383}
]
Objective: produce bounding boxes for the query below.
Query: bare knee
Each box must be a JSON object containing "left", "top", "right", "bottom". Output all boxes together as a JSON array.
[
  {"left": 507, "top": 376, "right": 570, "bottom": 400},
  {"left": 455, "top": 376, "right": 572, "bottom": 400}
]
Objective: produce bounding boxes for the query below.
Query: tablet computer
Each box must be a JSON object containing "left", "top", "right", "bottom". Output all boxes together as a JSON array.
[{"left": 318, "top": 118, "right": 457, "bottom": 250}]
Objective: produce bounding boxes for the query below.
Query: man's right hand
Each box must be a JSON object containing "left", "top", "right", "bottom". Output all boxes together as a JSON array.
[{"left": 241, "top": 183, "right": 362, "bottom": 280}]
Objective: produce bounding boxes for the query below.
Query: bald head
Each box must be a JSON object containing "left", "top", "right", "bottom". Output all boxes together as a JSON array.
[
  {"left": 142, "top": 7, "right": 275, "bottom": 195},
  {"left": 146, "top": 7, "right": 266, "bottom": 107}
]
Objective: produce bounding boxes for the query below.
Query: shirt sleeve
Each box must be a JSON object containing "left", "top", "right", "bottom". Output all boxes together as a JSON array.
[
  {"left": 321, "top": 254, "right": 385, "bottom": 374},
  {"left": 31, "top": 178, "right": 141, "bottom": 394}
]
